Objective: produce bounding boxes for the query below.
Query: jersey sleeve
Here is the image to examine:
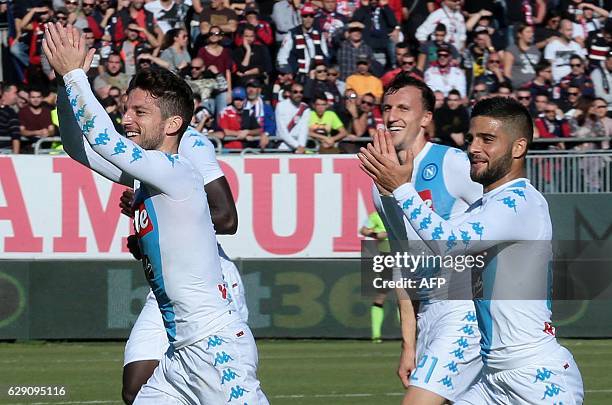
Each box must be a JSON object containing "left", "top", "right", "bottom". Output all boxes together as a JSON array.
[
  {"left": 178, "top": 127, "right": 224, "bottom": 185},
  {"left": 392, "top": 182, "right": 544, "bottom": 257},
  {"left": 63, "top": 68, "right": 195, "bottom": 200},
  {"left": 57, "top": 82, "right": 135, "bottom": 186},
  {"left": 443, "top": 149, "right": 483, "bottom": 206}
]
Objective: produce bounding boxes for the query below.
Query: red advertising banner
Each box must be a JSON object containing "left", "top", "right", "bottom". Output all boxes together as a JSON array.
[{"left": 0, "top": 156, "right": 374, "bottom": 259}]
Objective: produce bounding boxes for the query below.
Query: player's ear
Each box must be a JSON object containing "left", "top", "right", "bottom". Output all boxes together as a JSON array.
[
  {"left": 164, "top": 115, "right": 183, "bottom": 136},
  {"left": 512, "top": 137, "right": 529, "bottom": 159},
  {"left": 420, "top": 110, "right": 433, "bottom": 128}
]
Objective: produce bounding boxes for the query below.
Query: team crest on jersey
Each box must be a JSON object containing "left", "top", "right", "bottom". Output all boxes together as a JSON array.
[
  {"left": 418, "top": 189, "right": 434, "bottom": 210},
  {"left": 421, "top": 163, "right": 438, "bottom": 181},
  {"left": 133, "top": 203, "right": 154, "bottom": 237}
]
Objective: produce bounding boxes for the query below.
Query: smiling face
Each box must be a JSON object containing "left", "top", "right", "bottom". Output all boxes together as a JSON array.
[
  {"left": 122, "top": 88, "right": 167, "bottom": 150},
  {"left": 382, "top": 86, "right": 432, "bottom": 151},
  {"left": 467, "top": 116, "right": 514, "bottom": 187}
]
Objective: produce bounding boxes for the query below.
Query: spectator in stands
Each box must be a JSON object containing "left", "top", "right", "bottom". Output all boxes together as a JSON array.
[
  {"left": 199, "top": 0, "right": 238, "bottom": 36},
  {"left": 592, "top": 51, "right": 612, "bottom": 116},
  {"left": 336, "top": 21, "right": 374, "bottom": 80},
  {"left": 184, "top": 58, "right": 227, "bottom": 115},
  {"left": 433, "top": 89, "right": 469, "bottom": 148},
  {"left": 381, "top": 53, "right": 422, "bottom": 88},
  {"left": 352, "top": 0, "right": 400, "bottom": 68},
  {"left": 0, "top": 83, "right": 22, "bottom": 154},
  {"left": 346, "top": 56, "right": 384, "bottom": 102},
  {"left": 516, "top": 88, "right": 536, "bottom": 116},
  {"left": 560, "top": 84, "right": 582, "bottom": 115},
  {"left": 462, "top": 29, "right": 496, "bottom": 81},
  {"left": 197, "top": 26, "right": 234, "bottom": 113},
  {"left": 327, "top": 65, "right": 346, "bottom": 96},
  {"left": 79, "top": 0, "right": 103, "bottom": 40},
  {"left": 314, "top": 0, "right": 347, "bottom": 52},
  {"left": 534, "top": 92, "right": 550, "bottom": 116},
  {"left": 568, "top": 95, "right": 606, "bottom": 150},
  {"left": 271, "top": 0, "right": 302, "bottom": 45},
  {"left": 416, "top": 0, "right": 466, "bottom": 51},
  {"left": 535, "top": 10, "right": 561, "bottom": 49},
  {"left": 593, "top": 97, "right": 612, "bottom": 148},
  {"left": 217, "top": 87, "right": 263, "bottom": 149},
  {"left": 116, "top": 23, "right": 149, "bottom": 78},
  {"left": 245, "top": 78, "right": 275, "bottom": 143},
  {"left": 232, "top": 24, "right": 272, "bottom": 87},
  {"left": 145, "top": 0, "right": 186, "bottom": 33},
  {"left": 96, "top": 0, "right": 115, "bottom": 32},
  {"left": 158, "top": 28, "right": 191, "bottom": 73},
  {"left": 272, "top": 66, "right": 294, "bottom": 106},
  {"left": 351, "top": 92, "right": 382, "bottom": 138},
  {"left": 277, "top": 3, "right": 329, "bottom": 79},
  {"left": 235, "top": 8, "right": 274, "bottom": 47},
  {"left": 308, "top": 94, "right": 347, "bottom": 153},
  {"left": 109, "top": 0, "right": 161, "bottom": 47},
  {"left": 560, "top": 55, "right": 594, "bottom": 96},
  {"left": 544, "top": 19, "right": 587, "bottom": 83},
  {"left": 434, "top": 90, "right": 445, "bottom": 109},
  {"left": 93, "top": 52, "right": 130, "bottom": 99},
  {"left": 504, "top": 23, "right": 541, "bottom": 89},
  {"left": 64, "top": 0, "right": 87, "bottom": 30},
  {"left": 470, "top": 81, "right": 489, "bottom": 104},
  {"left": 572, "top": 1, "right": 604, "bottom": 47},
  {"left": 101, "top": 96, "right": 124, "bottom": 134},
  {"left": 416, "top": 23, "right": 460, "bottom": 72},
  {"left": 534, "top": 102, "right": 571, "bottom": 149},
  {"left": 18, "top": 87, "right": 55, "bottom": 151},
  {"left": 497, "top": 82, "right": 514, "bottom": 97},
  {"left": 392, "top": 42, "right": 410, "bottom": 69},
  {"left": 476, "top": 52, "right": 509, "bottom": 93},
  {"left": 526, "top": 60, "right": 554, "bottom": 99},
  {"left": 505, "top": 0, "right": 546, "bottom": 45},
  {"left": 304, "top": 65, "right": 342, "bottom": 107},
  {"left": 424, "top": 45, "right": 466, "bottom": 97},
  {"left": 276, "top": 82, "right": 311, "bottom": 153}
]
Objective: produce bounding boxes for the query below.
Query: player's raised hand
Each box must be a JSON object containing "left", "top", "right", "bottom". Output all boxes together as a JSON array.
[
  {"left": 42, "top": 22, "right": 94, "bottom": 76},
  {"left": 373, "top": 127, "right": 399, "bottom": 164},
  {"left": 397, "top": 346, "right": 416, "bottom": 388},
  {"left": 358, "top": 144, "right": 413, "bottom": 192}
]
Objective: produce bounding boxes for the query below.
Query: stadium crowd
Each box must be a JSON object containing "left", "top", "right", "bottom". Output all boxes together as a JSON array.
[{"left": 1, "top": 0, "right": 612, "bottom": 154}]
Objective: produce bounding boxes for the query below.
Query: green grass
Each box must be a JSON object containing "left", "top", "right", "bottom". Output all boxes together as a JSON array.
[{"left": 0, "top": 339, "right": 609, "bottom": 404}]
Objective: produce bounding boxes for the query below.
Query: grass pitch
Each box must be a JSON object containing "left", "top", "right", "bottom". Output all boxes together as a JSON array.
[{"left": 0, "top": 339, "right": 609, "bottom": 404}]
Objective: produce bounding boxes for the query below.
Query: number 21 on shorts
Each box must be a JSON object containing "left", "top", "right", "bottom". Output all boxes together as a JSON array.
[{"left": 410, "top": 355, "right": 438, "bottom": 383}]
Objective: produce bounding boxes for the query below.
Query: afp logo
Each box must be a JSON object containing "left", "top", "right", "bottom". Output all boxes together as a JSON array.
[
  {"left": 134, "top": 203, "right": 154, "bottom": 237},
  {"left": 422, "top": 163, "right": 438, "bottom": 181}
]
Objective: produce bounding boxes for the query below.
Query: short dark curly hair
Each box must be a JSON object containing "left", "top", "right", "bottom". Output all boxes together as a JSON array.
[
  {"left": 384, "top": 72, "right": 435, "bottom": 113},
  {"left": 471, "top": 96, "right": 533, "bottom": 144},
  {"left": 127, "top": 67, "right": 194, "bottom": 136}
]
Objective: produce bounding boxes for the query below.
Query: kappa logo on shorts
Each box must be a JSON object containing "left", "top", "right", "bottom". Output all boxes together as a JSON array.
[
  {"left": 534, "top": 368, "right": 555, "bottom": 383},
  {"left": 542, "top": 383, "right": 565, "bottom": 399},
  {"left": 422, "top": 163, "right": 438, "bottom": 181},
  {"left": 206, "top": 336, "right": 228, "bottom": 350},
  {"left": 213, "top": 351, "right": 234, "bottom": 366},
  {"left": 134, "top": 203, "right": 154, "bottom": 237},
  {"left": 221, "top": 368, "right": 240, "bottom": 385}
]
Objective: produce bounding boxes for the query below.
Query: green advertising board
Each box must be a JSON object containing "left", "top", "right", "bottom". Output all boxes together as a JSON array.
[{"left": 0, "top": 194, "right": 610, "bottom": 340}]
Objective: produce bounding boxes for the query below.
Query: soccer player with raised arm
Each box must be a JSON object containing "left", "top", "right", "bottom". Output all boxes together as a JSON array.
[
  {"left": 116, "top": 128, "right": 249, "bottom": 404},
  {"left": 371, "top": 73, "right": 483, "bottom": 404},
  {"left": 360, "top": 96, "right": 584, "bottom": 404},
  {"left": 43, "top": 23, "right": 267, "bottom": 404}
]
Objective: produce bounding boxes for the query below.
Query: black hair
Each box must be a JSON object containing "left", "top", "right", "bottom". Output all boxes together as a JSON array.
[
  {"left": 313, "top": 93, "right": 328, "bottom": 103},
  {"left": 447, "top": 89, "right": 461, "bottom": 98},
  {"left": 127, "top": 68, "right": 194, "bottom": 136},
  {"left": 535, "top": 60, "right": 551, "bottom": 75},
  {"left": 434, "top": 23, "right": 447, "bottom": 33},
  {"left": 471, "top": 96, "right": 533, "bottom": 144},
  {"left": 385, "top": 72, "right": 435, "bottom": 113}
]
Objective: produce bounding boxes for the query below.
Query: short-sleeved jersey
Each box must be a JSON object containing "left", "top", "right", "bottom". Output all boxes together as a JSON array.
[
  {"left": 393, "top": 178, "right": 559, "bottom": 369},
  {"left": 63, "top": 69, "right": 238, "bottom": 350},
  {"left": 372, "top": 142, "right": 482, "bottom": 304}
]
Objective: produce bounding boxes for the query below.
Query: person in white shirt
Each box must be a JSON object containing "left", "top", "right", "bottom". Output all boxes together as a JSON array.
[
  {"left": 591, "top": 51, "right": 612, "bottom": 115},
  {"left": 544, "top": 19, "right": 587, "bottom": 83},
  {"left": 415, "top": 0, "right": 467, "bottom": 51},
  {"left": 424, "top": 45, "right": 466, "bottom": 97},
  {"left": 275, "top": 82, "right": 311, "bottom": 152}
]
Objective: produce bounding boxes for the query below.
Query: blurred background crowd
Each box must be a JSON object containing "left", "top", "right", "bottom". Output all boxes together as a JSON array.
[{"left": 0, "top": 0, "right": 611, "bottom": 154}]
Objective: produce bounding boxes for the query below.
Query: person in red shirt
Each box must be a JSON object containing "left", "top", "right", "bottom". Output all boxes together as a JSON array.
[
  {"left": 217, "top": 87, "right": 263, "bottom": 149},
  {"left": 234, "top": 8, "right": 274, "bottom": 47},
  {"left": 18, "top": 87, "right": 55, "bottom": 152},
  {"left": 381, "top": 53, "right": 423, "bottom": 88}
]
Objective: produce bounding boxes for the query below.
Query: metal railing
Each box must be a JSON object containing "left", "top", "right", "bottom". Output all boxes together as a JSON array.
[{"left": 526, "top": 150, "right": 611, "bottom": 193}]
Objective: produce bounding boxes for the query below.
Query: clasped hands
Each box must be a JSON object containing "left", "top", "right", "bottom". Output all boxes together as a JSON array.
[
  {"left": 358, "top": 129, "right": 414, "bottom": 195},
  {"left": 42, "top": 22, "right": 96, "bottom": 77}
]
